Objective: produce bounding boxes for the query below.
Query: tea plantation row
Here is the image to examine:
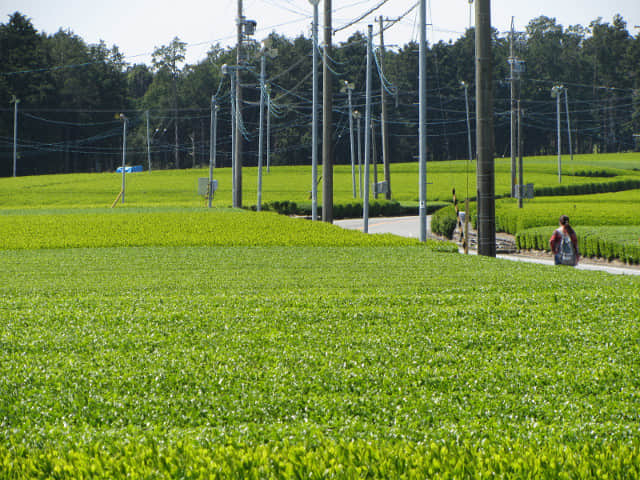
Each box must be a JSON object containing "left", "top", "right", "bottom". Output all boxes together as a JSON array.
[{"left": 2, "top": 244, "right": 639, "bottom": 477}]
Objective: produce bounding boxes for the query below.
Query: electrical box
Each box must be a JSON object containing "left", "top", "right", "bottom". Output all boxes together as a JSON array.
[
  {"left": 374, "top": 181, "right": 389, "bottom": 195},
  {"left": 198, "top": 178, "right": 218, "bottom": 196},
  {"left": 515, "top": 183, "right": 534, "bottom": 199}
]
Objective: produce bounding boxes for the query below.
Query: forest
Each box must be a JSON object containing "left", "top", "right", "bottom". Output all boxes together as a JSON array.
[{"left": 1, "top": 11, "right": 639, "bottom": 177}]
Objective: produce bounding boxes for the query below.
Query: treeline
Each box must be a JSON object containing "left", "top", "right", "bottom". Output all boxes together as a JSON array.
[{"left": 1, "top": 11, "right": 639, "bottom": 177}]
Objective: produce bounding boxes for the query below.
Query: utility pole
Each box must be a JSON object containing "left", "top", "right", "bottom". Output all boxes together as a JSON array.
[
  {"left": 310, "top": 0, "right": 320, "bottom": 220},
  {"left": 371, "top": 117, "right": 378, "bottom": 198},
  {"left": 461, "top": 81, "right": 472, "bottom": 253},
  {"left": 378, "top": 16, "right": 391, "bottom": 200},
  {"left": 363, "top": 25, "right": 373, "bottom": 233},
  {"left": 564, "top": 88, "right": 573, "bottom": 161},
  {"left": 343, "top": 81, "right": 356, "bottom": 198},
  {"left": 257, "top": 53, "right": 266, "bottom": 212},
  {"left": 266, "top": 88, "right": 271, "bottom": 173},
  {"left": 552, "top": 84, "right": 563, "bottom": 183},
  {"left": 146, "top": 110, "right": 152, "bottom": 172},
  {"left": 119, "top": 114, "right": 128, "bottom": 204},
  {"left": 209, "top": 95, "right": 217, "bottom": 208},
  {"left": 475, "top": 0, "right": 496, "bottom": 257},
  {"left": 234, "top": 0, "right": 244, "bottom": 208},
  {"left": 509, "top": 17, "right": 516, "bottom": 197},
  {"left": 322, "top": 0, "right": 333, "bottom": 223},
  {"left": 518, "top": 100, "right": 523, "bottom": 209},
  {"left": 354, "top": 110, "right": 363, "bottom": 197},
  {"left": 12, "top": 97, "right": 19, "bottom": 177},
  {"left": 418, "top": 0, "right": 428, "bottom": 242},
  {"left": 461, "top": 81, "right": 473, "bottom": 163}
]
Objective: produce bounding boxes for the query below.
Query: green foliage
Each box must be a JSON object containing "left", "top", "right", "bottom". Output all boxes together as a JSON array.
[
  {"left": 496, "top": 189, "right": 640, "bottom": 234},
  {"left": 0, "top": 208, "right": 458, "bottom": 251},
  {"left": 431, "top": 205, "right": 458, "bottom": 239},
  {"left": 1, "top": 246, "right": 640, "bottom": 477}
]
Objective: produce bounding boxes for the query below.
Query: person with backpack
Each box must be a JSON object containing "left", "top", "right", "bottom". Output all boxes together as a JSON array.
[{"left": 549, "top": 215, "right": 580, "bottom": 266}]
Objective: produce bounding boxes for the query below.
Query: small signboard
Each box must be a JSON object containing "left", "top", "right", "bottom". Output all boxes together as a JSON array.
[
  {"left": 198, "top": 178, "right": 218, "bottom": 196},
  {"left": 374, "top": 181, "right": 389, "bottom": 195},
  {"left": 116, "top": 165, "right": 143, "bottom": 173},
  {"left": 515, "top": 183, "right": 534, "bottom": 199}
]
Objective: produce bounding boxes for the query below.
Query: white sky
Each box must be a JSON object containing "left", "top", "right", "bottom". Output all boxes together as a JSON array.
[{"left": 2, "top": 0, "right": 639, "bottom": 66}]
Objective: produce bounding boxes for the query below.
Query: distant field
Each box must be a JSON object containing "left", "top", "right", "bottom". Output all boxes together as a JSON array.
[{"left": 1, "top": 152, "right": 638, "bottom": 209}]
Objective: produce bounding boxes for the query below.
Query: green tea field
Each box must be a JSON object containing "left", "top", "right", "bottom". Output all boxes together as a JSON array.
[{"left": 1, "top": 153, "right": 640, "bottom": 477}]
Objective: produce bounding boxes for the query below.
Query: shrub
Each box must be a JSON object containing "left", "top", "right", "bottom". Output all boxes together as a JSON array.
[{"left": 432, "top": 205, "right": 458, "bottom": 239}]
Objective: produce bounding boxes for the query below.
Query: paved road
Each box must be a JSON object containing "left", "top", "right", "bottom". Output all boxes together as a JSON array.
[{"left": 335, "top": 216, "right": 640, "bottom": 276}]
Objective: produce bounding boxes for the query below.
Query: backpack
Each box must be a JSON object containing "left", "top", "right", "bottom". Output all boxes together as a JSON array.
[{"left": 559, "top": 231, "right": 576, "bottom": 266}]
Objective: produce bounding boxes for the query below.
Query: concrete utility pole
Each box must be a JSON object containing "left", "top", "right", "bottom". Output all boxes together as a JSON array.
[
  {"left": 322, "top": 0, "right": 334, "bottom": 223},
  {"left": 145, "top": 110, "right": 152, "bottom": 172},
  {"left": 565, "top": 88, "right": 573, "bottom": 161},
  {"left": 234, "top": 0, "right": 244, "bottom": 208},
  {"left": 378, "top": 16, "right": 391, "bottom": 200},
  {"left": 354, "top": 110, "right": 363, "bottom": 197},
  {"left": 257, "top": 53, "right": 266, "bottom": 212},
  {"left": 310, "top": 0, "right": 320, "bottom": 220},
  {"left": 209, "top": 95, "right": 218, "bottom": 208},
  {"left": 461, "top": 81, "right": 473, "bottom": 163},
  {"left": 119, "top": 114, "right": 128, "bottom": 204},
  {"left": 552, "top": 84, "right": 563, "bottom": 183},
  {"left": 12, "top": 97, "right": 19, "bottom": 177},
  {"left": 518, "top": 100, "right": 523, "bottom": 209},
  {"left": 343, "top": 81, "right": 357, "bottom": 198},
  {"left": 418, "top": 0, "right": 428, "bottom": 242},
  {"left": 371, "top": 117, "right": 378, "bottom": 198},
  {"left": 363, "top": 25, "right": 373, "bottom": 234},
  {"left": 509, "top": 17, "right": 516, "bottom": 197},
  {"left": 266, "top": 88, "right": 271, "bottom": 173},
  {"left": 475, "top": 0, "right": 496, "bottom": 257}
]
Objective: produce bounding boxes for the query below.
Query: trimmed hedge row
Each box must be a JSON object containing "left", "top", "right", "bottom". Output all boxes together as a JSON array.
[
  {"left": 535, "top": 179, "right": 640, "bottom": 197},
  {"left": 258, "top": 200, "right": 449, "bottom": 219},
  {"left": 516, "top": 226, "right": 640, "bottom": 264}
]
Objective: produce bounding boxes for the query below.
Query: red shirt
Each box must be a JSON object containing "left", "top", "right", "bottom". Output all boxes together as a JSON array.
[{"left": 549, "top": 227, "right": 579, "bottom": 256}]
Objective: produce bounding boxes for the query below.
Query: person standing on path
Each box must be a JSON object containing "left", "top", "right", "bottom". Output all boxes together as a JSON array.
[{"left": 549, "top": 215, "right": 580, "bottom": 266}]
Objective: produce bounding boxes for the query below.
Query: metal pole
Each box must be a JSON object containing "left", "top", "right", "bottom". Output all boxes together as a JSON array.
[
  {"left": 371, "top": 117, "right": 378, "bottom": 199},
  {"left": 234, "top": 0, "right": 243, "bottom": 208},
  {"left": 356, "top": 113, "right": 362, "bottom": 197},
  {"left": 554, "top": 86, "right": 562, "bottom": 183},
  {"left": 518, "top": 100, "right": 523, "bottom": 209},
  {"left": 463, "top": 82, "right": 473, "bottom": 163},
  {"left": 146, "top": 110, "right": 151, "bottom": 172},
  {"left": 12, "top": 98, "right": 19, "bottom": 177},
  {"left": 209, "top": 95, "right": 217, "bottom": 208},
  {"left": 418, "top": 0, "right": 428, "bottom": 242},
  {"left": 121, "top": 116, "right": 128, "bottom": 204},
  {"left": 347, "top": 85, "right": 356, "bottom": 199},
  {"left": 230, "top": 73, "right": 236, "bottom": 193},
  {"left": 322, "top": 0, "right": 333, "bottom": 223},
  {"left": 379, "top": 16, "right": 391, "bottom": 200},
  {"left": 266, "top": 89, "right": 271, "bottom": 173},
  {"left": 475, "top": 0, "right": 496, "bottom": 257},
  {"left": 509, "top": 18, "right": 516, "bottom": 197},
  {"left": 565, "top": 88, "right": 573, "bottom": 161},
  {"left": 311, "top": 1, "right": 319, "bottom": 220},
  {"left": 363, "top": 25, "right": 373, "bottom": 234},
  {"left": 257, "top": 54, "right": 265, "bottom": 212},
  {"left": 462, "top": 81, "right": 472, "bottom": 255}
]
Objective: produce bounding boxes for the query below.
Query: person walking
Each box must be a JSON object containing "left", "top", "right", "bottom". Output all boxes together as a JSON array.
[{"left": 549, "top": 215, "right": 579, "bottom": 266}]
